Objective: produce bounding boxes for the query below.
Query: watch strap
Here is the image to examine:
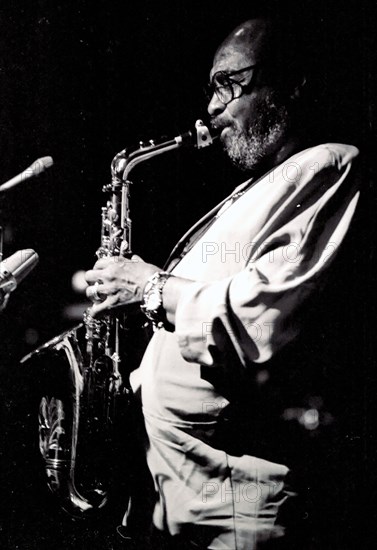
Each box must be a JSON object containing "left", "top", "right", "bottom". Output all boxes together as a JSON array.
[{"left": 141, "top": 271, "right": 171, "bottom": 329}]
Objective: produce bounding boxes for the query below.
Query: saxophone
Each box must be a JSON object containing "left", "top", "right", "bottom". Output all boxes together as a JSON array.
[{"left": 21, "top": 120, "right": 215, "bottom": 518}]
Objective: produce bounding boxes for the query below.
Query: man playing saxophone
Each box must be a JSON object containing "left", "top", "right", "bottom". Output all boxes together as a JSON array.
[{"left": 85, "top": 9, "right": 361, "bottom": 550}]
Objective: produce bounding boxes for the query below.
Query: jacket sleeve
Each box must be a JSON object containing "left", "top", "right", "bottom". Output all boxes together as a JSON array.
[{"left": 173, "top": 145, "right": 360, "bottom": 366}]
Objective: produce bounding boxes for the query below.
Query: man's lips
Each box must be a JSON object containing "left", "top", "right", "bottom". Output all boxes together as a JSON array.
[
  {"left": 218, "top": 126, "right": 232, "bottom": 140},
  {"left": 210, "top": 119, "right": 234, "bottom": 141},
  {"left": 210, "top": 118, "right": 227, "bottom": 131}
]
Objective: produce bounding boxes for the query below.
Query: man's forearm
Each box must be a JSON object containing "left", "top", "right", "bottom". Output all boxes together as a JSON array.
[{"left": 162, "top": 275, "right": 195, "bottom": 327}]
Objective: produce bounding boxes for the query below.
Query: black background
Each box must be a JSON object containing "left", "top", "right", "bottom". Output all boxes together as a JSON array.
[{"left": 0, "top": 0, "right": 376, "bottom": 548}]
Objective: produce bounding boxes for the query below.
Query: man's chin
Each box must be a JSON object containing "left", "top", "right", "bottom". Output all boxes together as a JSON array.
[
  {"left": 221, "top": 129, "right": 241, "bottom": 152},
  {"left": 222, "top": 132, "right": 259, "bottom": 171}
]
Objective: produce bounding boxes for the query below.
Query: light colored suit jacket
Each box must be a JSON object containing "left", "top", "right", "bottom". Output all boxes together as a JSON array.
[{"left": 131, "top": 143, "right": 360, "bottom": 549}]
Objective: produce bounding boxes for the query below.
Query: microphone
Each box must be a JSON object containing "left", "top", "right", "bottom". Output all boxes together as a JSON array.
[
  {"left": 0, "top": 156, "right": 54, "bottom": 193},
  {"left": 0, "top": 249, "right": 39, "bottom": 295}
]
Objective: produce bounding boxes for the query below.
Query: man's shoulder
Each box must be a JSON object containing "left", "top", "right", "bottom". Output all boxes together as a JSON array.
[
  {"left": 263, "top": 142, "right": 361, "bottom": 195},
  {"left": 288, "top": 142, "right": 360, "bottom": 173}
]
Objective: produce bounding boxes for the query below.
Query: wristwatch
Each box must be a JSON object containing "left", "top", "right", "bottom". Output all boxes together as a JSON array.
[{"left": 141, "top": 271, "right": 171, "bottom": 329}]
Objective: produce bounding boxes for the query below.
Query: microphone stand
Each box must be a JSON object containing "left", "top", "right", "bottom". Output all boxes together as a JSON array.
[{"left": 0, "top": 226, "right": 9, "bottom": 311}]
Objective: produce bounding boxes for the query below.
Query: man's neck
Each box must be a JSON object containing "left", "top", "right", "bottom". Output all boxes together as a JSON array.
[
  {"left": 250, "top": 135, "right": 305, "bottom": 180},
  {"left": 272, "top": 136, "right": 304, "bottom": 167}
]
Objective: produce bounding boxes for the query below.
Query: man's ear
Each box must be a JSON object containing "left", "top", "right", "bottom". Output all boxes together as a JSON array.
[{"left": 290, "top": 75, "right": 307, "bottom": 100}]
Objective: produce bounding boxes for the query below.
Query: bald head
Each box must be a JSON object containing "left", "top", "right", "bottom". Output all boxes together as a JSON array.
[
  {"left": 214, "top": 19, "right": 273, "bottom": 68},
  {"left": 212, "top": 16, "right": 306, "bottom": 94}
]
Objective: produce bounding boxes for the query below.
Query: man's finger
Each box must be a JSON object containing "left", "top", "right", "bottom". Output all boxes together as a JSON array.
[
  {"left": 88, "top": 301, "right": 108, "bottom": 318},
  {"left": 131, "top": 254, "right": 144, "bottom": 262},
  {"left": 85, "top": 269, "right": 104, "bottom": 284},
  {"left": 86, "top": 282, "right": 106, "bottom": 302},
  {"left": 92, "top": 257, "right": 122, "bottom": 269}
]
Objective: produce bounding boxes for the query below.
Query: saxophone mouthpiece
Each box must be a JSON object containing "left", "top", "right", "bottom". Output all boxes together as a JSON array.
[
  {"left": 194, "top": 119, "right": 217, "bottom": 148},
  {"left": 178, "top": 119, "right": 218, "bottom": 150}
]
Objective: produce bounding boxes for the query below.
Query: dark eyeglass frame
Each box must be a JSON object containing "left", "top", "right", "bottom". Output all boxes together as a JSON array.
[{"left": 206, "top": 64, "right": 259, "bottom": 106}]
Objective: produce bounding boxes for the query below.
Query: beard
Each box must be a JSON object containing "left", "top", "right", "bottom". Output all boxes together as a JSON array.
[{"left": 211, "top": 91, "right": 291, "bottom": 172}]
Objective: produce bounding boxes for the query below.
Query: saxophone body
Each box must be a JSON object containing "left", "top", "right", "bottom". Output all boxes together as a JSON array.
[
  {"left": 22, "top": 166, "right": 132, "bottom": 517},
  {"left": 21, "top": 120, "right": 215, "bottom": 517}
]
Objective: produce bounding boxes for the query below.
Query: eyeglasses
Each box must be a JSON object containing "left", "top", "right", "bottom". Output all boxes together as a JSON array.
[{"left": 206, "top": 64, "right": 258, "bottom": 106}]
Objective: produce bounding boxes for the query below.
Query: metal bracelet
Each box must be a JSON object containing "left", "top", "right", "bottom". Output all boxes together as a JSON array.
[{"left": 141, "top": 271, "right": 171, "bottom": 329}]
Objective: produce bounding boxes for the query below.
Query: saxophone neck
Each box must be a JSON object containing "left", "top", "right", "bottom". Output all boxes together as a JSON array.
[{"left": 111, "top": 119, "right": 217, "bottom": 183}]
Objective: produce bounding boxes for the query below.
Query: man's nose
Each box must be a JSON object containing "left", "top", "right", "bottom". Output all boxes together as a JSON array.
[{"left": 207, "top": 92, "right": 226, "bottom": 117}]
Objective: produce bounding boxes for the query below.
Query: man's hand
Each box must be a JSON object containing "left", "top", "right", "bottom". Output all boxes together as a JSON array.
[{"left": 85, "top": 255, "right": 160, "bottom": 317}]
